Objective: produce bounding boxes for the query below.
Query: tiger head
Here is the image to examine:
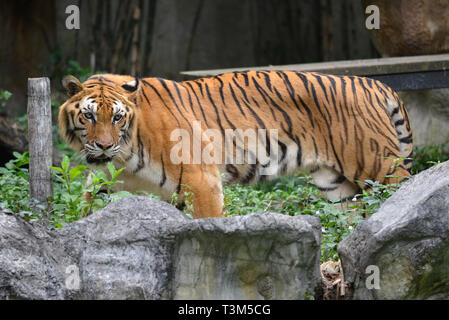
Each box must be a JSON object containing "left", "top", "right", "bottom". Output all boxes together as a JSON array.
[{"left": 59, "top": 74, "right": 139, "bottom": 165}]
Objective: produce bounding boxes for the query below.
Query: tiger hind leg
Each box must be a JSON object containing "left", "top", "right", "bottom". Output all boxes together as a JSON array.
[{"left": 310, "top": 166, "right": 360, "bottom": 202}]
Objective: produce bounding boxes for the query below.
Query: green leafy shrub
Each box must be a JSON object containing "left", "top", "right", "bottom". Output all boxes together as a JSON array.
[
  {"left": 50, "top": 156, "right": 134, "bottom": 227},
  {"left": 0, "top": 152, "right": 37, "bottom": 220},
  {"left": 411, "top": 141, "right": 449, "bottom": 174},
  {"left": 0, "top": 89, "right": 12, "bottom": 108},
  {"left": 50, "top": 156, "right": 88, "bottom": 225},
  {"left": 65, "top": 60, "right": 98, "bottom": 83},
  {"left": 0, "top": 152, "right": 134, "bottom": 228},
  {"left": 355, "top": 180, "right": 400, "bottom": 216},
  {"left": 315, "top": 202, "right": 364, "bottom": 261}
]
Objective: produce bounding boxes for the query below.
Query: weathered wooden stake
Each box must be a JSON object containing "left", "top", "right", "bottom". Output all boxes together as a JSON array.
[{"left": 27, "top": 78, "right": 53, "bottom": 206}]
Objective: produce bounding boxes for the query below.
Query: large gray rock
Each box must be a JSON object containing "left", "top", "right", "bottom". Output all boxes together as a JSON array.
[
  {"left": 171, "top": 213, "right": 322, "bottom": 299},
  {"left": 338, "top": 161, "right": 449, "bottom": 299},
  {"left": 0, "top": 197, "right": 322, "bottom": 300}
]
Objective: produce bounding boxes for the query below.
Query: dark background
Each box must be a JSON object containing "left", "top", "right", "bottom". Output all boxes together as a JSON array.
[{"left": 0, "top": 0, "right": 379, "bottom": 115}]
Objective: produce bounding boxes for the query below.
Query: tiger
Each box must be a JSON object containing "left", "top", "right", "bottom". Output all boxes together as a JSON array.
[{"left": 59, "top": 71, "right": 413, "bottom": 219}]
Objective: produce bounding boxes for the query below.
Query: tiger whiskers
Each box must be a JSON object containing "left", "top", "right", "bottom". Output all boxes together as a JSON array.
[{"left": 116, "top": 149, "right": 132, "bottom": 163}]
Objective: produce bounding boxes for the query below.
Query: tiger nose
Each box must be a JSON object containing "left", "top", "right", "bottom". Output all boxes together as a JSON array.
[{"left": 95, "top": 141, "right": 114, "bottom": 150}]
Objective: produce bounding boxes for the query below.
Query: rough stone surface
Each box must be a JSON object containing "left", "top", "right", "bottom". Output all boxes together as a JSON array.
[
  {"left": 363, "top": 0, "right": 449, "bottom": 57},
  {"left": 338, "top": 161, "right": 449, "bottom": 299},
  {"left": 171, "top": 213, "right": 322, "bottom": 299},
  {"left": 0, "top": 197, "right": 322, "bottom": 300},
  {"left": 399, "top": 89, "right": 449, "bottom": 147}
]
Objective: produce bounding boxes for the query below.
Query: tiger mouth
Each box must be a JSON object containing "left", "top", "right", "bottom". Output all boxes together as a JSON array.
[
  {"left": 86, "top": 155, "right": 113, "bottom": 164},
  {"left": 84, "top": 143, "right": 120, "bottom": 164}
]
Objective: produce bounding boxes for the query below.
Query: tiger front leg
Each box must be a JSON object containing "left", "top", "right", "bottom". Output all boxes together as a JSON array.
[{"left": 180, "top": 165, "right": 224, "bottom": 219}]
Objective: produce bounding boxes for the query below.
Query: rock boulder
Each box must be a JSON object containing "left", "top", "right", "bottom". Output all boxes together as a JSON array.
[
  {"left": 338, "top": 161, "right": 449, "bottom": 299},
  {"left": 0, "top": 197, "right": 322, "bottom": 300}
]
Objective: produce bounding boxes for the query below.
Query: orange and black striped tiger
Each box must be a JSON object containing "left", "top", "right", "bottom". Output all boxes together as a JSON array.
[{"left": 59, "top": 71, "right": 413, "bottom": 218}]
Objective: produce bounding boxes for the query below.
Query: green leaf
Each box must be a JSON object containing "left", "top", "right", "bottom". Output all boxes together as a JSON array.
[
  {"left": 51, "top": 100, "right": 61, "bottom": 108},
  {"left": 53, "top": 175, "right": 67, "bottom": 185},
  {"left": 95, "top": 170, "right": 108, "bottom": 182},
  {"left": 53, "top": 222, "right": 65, "bottom": 229},
  {"left": 99, "top": 181, "right": 114, "bottom": 187},
  {"left": 107, "top": 162, "right": 116, "bottom": 176},
  {"left": 51, "top": 166, "right": 64, "bottom": 174},
  {"left": 3, "top": 90, "right": 12, "bottom": 100},
  {"left": 12, "top": 151, "right": 22, "bottom": 159},
  {"left": 111, "top": 168, "right": 124, "bottom": 181},
  {"left": 93, "top": 198, "right": 105, "bottom": 207},
  {"left": 69, "top": 165, "right": 87, "bottom": 181},
  {"left": 5, "top": 162, "right": 14, "bottom": 170},
  {"left": 61, "top": 155, "right": 70, "bottom": 172}
]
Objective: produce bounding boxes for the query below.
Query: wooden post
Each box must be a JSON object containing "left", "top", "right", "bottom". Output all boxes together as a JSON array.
[{"left": 27, "top": 78, "right": 53, "bottom": 206}]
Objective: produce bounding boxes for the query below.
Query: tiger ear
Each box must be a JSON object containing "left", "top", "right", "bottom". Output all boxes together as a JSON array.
[
  {"left": 122, "top": 78, "right": 140, "bottom": 103},
  {"left": 62, "top": 75, "right": 84, "bottom": 97},
  {"left": 122, "top": 78, "right": 140, "bottom": 94}
]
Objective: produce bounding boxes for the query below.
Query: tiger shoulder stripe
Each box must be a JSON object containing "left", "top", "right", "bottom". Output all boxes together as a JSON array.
[{"left": 59, "top": 71, "right": 413, "bottom": 218}]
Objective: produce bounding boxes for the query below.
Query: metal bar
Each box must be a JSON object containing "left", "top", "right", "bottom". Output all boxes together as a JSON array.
[{"left": 368, "top": 70, "right": 449, "bottom": 91}]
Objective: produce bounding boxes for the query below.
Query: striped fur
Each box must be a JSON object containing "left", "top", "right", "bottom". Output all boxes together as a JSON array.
[{"left": 59, "top": 71, "right": 413, "bottom": 218}]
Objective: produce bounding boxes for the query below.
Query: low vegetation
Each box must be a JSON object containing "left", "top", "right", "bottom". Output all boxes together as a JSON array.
[
  {"left": 1, "top": 140, "right": 446, "bottom": 261},
  {"left": 0, "top": 152, "right": 136, "bottom": 227},
  {"left": 0, "top": 89, "right": 12, "bottom": 108}
]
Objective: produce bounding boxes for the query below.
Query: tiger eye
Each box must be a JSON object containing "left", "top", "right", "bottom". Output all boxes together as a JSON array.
[{"left": 84, "top": 112, "right": 93, "bottom": 120}]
